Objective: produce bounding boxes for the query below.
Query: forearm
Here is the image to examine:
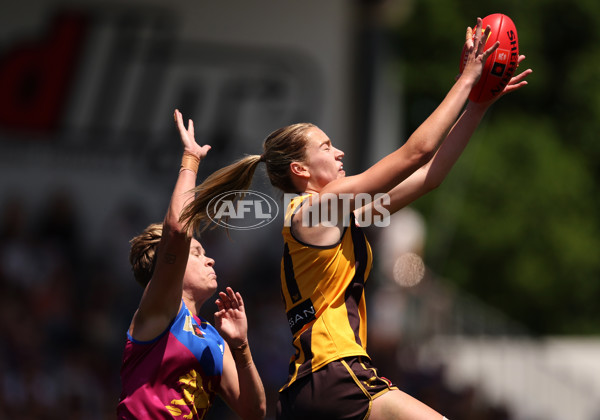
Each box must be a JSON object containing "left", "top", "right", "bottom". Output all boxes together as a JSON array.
[
  {"left": 164, "top": 154, "right": 199, "bottom": 234},
  {"left": 345, "top": 77, "right": 476, "bottom": 198},
  {"left": 365, "top": 101, "right": 487, "bottom": 217},
  {"left": 164, "top": 110, "right": 210, "bottom": 235},
  {"left": 406, "top": 77, "right": 475, "bottom": 158},
  {"left": 132, "top": 122, "right": 204, "bottom": 338},
  {"left": 423, "top": 100, "right": 488, "bottom": 188},
  {"left": 236, "top": 366, "right": 266, "bottom": 420},
  {"left": 397, "top": 18, "right": 498, "bottom": 186},
  {"left": 231, "top": 342, "right": 267, "bottom": 420}
]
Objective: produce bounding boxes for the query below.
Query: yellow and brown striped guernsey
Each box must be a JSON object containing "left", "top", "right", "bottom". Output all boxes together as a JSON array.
[{"left": 280, "top": 194, "right": 373, "bottom": 390}]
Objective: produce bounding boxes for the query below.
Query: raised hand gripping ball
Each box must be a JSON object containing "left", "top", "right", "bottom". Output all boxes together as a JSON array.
[{"left": 460, "top": 13, "right": 519, "bottom": 103}]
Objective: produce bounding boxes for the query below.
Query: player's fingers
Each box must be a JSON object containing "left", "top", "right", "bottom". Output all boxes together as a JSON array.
[
  {"left": 188, "top": 119, "right": 194, "bottom": 137},
  {"left": 473, "top": 18, "right": 482, "bottom": 45},
  {"left": 226, "top": 287, "right": 239, "bottom": 308},
  {"left": 510, "top": 68, "right": 532, "bottom": 85},
  {"left": 174, "top": 109, "right": 185, "bottom": 130},
  {"left": 173, "top": 109, "right": 181, "bottom": 131},
  {"left": 199, "top": 145, "right": 211, "bottom": 159},
  {"left": 482, "top": 25, "right": 491, "bottom": 40},
  {"left": 482, "top": 40, "right": 499, "bottom": 60},
  {"left": 219, "top": 291, "right": 231, "bottom": 308},
  {"left": 465, "top": 26, "right": 474, "bottom": 49},
  {"left": 235, "top": 292, "right": 244, "bottom": 309},
  {"left": 477, "top": 25, "right": 491, "bottom": 55}
]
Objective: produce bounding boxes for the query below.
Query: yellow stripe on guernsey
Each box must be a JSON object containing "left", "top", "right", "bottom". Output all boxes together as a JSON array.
[{"left": 280, "top": 194, "right": 373, "bottom": 390}]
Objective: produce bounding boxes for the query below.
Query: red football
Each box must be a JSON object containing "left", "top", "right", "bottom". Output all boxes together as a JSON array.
[{"left": 459, "top": 13, "right": 519, "bottom": 103}]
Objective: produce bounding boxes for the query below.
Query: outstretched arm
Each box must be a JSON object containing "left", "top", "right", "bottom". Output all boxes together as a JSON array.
[
  {"left": 358, "top": 56, "right": 532, "bottom": 221},
  {"left": 129, "top": 110, "right": 211, "bottom": 341},
  {"left": 323, "top": 18, "right": 498, "bottom": 201},
  {"left": 215, "top": 287, "right": 266, "bottom": 420}
]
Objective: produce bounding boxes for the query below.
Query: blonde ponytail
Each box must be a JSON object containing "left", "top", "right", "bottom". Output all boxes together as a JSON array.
[{"left": 180, "top": 154, "right": 262, "bottom": 234}]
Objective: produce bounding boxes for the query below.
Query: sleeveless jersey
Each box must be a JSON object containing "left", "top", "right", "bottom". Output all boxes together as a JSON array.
[
  {"left": 117, "top": 302, "right": 225, "bottom": 419},
  {"left": 280, "top": 194, "right": 373, "bottom": 389}
]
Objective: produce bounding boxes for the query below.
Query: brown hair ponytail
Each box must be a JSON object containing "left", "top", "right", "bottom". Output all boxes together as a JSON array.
[{"left": 180, "top": 155, "right": 262, "bottom": 234}]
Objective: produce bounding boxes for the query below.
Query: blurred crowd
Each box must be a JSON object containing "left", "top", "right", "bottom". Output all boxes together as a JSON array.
[{"left": 0, "top": 190, "right": 512, "bottom": 420}]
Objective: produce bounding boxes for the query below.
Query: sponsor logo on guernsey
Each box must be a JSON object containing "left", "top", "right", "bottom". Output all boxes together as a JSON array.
[{"left": 287, "top": 299, "right": 316, "bottom": 335}]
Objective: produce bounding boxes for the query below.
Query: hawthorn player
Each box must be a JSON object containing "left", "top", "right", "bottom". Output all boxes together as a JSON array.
[{"left": 180, "top": 17, "right": 532, "bottom": 420}]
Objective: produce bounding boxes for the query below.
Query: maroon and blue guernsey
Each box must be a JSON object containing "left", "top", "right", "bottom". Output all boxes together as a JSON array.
[{"left": 117, "top": 302, "right": 225, "bottom": 419}]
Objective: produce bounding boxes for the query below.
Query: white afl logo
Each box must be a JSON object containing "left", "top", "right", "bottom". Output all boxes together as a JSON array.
[{"left": 207, "top": 190, "right": 279, "bottom": 230}]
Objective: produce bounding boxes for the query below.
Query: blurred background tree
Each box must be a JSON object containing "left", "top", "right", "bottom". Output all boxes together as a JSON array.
[{"left": 390, "top": 0, "right": 600, "bottom": 334}]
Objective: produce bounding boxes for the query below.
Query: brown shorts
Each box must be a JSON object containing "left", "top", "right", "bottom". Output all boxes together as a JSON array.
[{"left": 276, "top": 356, "right": 397, "bottom": 420}]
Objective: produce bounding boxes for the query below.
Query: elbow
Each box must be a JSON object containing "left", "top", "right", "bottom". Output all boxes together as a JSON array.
[
  {"left": 164, "top": 207, "right": 192, "bottom": 237},
  {"left": 161, "top": 217, "right": 189, "bottom": 240},
  {"left": 257, "top": 398, "right": 268, "bottom": 420},
  {"left": 243, "top": 404, "right": 266, "bottom": 420},
  {"left": 239, "top": 393, "right": 267, "bottom": 420},
  {"left": 422, "top": 175, "right": 443, "bottom": 193},
  {"left": 419, "top": 163, "right": 443, "bottom": 192},
  {"left": 256, "top": 398, "right": 267, "bottom": 420},
  {"left": 163, "top": 209, "right": 181, "bottom": 231},
  {"left": 404, "top": 130, "right": 445, "bottom": 168},
  {"left": 257, "top": 404, "right": 267, "bottom": 420},
  {"left": 410, "top": 148, "right": 437, "bottom": 170}
]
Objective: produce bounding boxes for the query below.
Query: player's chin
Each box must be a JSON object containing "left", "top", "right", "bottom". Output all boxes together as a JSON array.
[
  {"left": 207, "top": 282, "right": 218, "bottom": 295},
  {"left": 208, "top": 275, "right": 218, "bottom": 289}
]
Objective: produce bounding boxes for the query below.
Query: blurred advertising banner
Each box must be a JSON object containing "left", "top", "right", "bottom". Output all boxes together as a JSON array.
[{"left": 0, "top": 1, "right": 353, "bottom": 242}]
